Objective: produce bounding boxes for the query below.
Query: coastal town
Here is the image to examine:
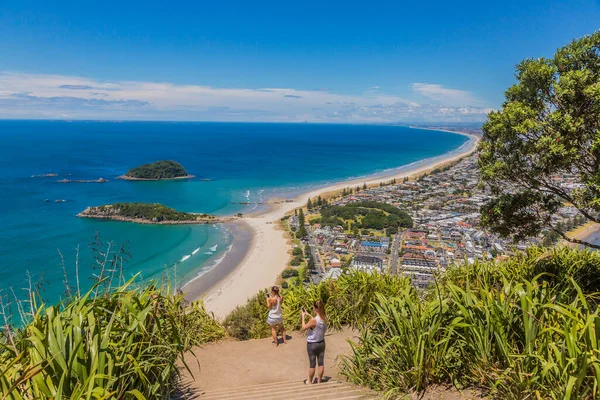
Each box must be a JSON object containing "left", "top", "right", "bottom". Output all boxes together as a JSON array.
[{"left": 281, "top": 151, "right": 587, "bottom": 289}]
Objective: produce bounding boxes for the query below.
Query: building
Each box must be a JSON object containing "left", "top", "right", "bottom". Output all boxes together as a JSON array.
[{"left": 351, "top": 255, "right": 384, "bottom": 273}]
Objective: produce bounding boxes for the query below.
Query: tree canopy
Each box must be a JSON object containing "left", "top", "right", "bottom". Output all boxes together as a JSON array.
[
  {"left": 316, "top": 201, "right": 412, "bottom": 231},
  {"left": 478, "top": 31, "right": 600, "bottom": 249}
]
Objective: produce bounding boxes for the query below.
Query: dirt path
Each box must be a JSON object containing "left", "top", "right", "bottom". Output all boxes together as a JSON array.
[
  {"left": 179, "top": 329, "right": 357, "bottom": 392},
  {"left": 177, "top": 329, "right": 485, "bottom": 399}
]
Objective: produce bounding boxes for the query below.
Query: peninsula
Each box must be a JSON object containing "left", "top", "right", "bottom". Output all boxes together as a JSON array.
[
  {"left": 119, "top": 160, "right": 194, "bottom": 180},
  {"left": 78, "top": 202, "right": 231, "bottom": 224}
]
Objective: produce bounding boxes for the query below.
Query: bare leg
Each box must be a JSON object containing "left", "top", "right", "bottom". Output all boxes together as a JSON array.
[
  {"left": 271, "top": 326, "right": 278, "bottom": 347},
  {"left": 308, "top": 367, "right": 316, "bottom": 384},
  {"left": 281, "top": 326, "right": 287, "bottom": 344},
  {"left": 317, "top": 365, "right": 324, "bottom": 383}
]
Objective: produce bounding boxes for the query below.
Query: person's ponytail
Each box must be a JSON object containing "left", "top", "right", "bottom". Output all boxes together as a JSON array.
[{"left": 314, "top": 300, "right": 327, "bottom": 323}]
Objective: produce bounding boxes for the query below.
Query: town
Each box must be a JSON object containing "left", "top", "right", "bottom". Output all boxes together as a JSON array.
[{"left": 281, "top": 152, "right": 587, "bottom": 289}]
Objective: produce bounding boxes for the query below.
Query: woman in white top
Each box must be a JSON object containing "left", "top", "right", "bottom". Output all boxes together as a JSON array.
[
  {"left": 266, "top": 286, "right": 287, "bottom": 347},
  {"left": 301, "top": 300, "right": 328, "bottom": 384}
]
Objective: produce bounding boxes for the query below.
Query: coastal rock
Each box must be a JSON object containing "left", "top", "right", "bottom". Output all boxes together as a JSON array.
[{"left": 78, "top": 202, "right": 232, "bottom": 225}]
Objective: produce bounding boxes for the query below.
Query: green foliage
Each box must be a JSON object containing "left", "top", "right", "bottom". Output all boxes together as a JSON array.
[
  {"left": 316, "top": 201, "right": 412, "bottom": 231},
  {"left": 281, "top": 268, "right": 299, "bottom": 278},
  {"left": 0, "top": 279, "right": 225, "bottom": 399},
  {"left": 94, "top": 202, "right": 205, "bottom": 222},
  {"left": 340, "top": 246, "right": 600, "bottom": 399},
  {"left": 222, "top": 290, "right": 270, "bottom": 341},
  {"left": 478, "top": 31, "right": 600, "bottom": 249},
  {"left": 224, "top": 271, "right": 410, "bottom": 340},
  {"left": 295, "top": 226, "right": 307, "bottom": 239},
  {"left": 292, "top": 247, "right": 303, "bottom": 256},
  {"left": 125, "top": 160, "right": 189, "bottom": 179},
  {"left": 290, "top": 255, "right": 304, "bottom": 266}
]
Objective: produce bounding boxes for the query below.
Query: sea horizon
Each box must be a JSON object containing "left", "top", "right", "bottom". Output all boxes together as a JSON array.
[{"left": 0, "top": 120, "right": 470, "bottom": 305}]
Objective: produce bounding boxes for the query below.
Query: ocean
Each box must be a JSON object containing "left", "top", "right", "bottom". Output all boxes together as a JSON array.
[{"left": 0, "top": 121, "right": 468, "bottom": 304}]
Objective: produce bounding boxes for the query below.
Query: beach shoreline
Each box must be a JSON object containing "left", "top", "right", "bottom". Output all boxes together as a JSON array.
[{"left": 187, "top": 129, "right": 481, "bottom": 319}]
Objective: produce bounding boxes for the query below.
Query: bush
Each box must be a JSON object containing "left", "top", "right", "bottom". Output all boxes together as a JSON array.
[
  {"left": 0, "top": 279, "right": 225, "bottom": 399},
  {"left": 292, "top": 247, "right": 303, "bottom": 256},
  {"left": 340, "top": 247, "right": 600, "bottom": 399},
  {"left": 222, "top": 290, "right": 270, "bottom": 340},
  {"left": 290, "top": 255, "right": 303, "bottom": 266},
  {"left": 281, "top": 281, "right": 289, "bottom": 289},
  {"left": 223, "top": 271, "right": 410, "bottom": 340},
  {"left": 281, "top": 268, "right": 299, "bottom": 278}
]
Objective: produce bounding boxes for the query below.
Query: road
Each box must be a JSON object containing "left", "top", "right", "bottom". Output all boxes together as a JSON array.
[
  {"left": 305, "top": 224, "right": 325, "bottom": 278},
  {"left": 390, "top": 232, "right": 402, "bottom": 274}
]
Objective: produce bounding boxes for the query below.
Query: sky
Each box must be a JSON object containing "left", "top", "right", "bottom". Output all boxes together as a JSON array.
[{"left": 0, "top": 0, "right": 598, "bottom": 123}]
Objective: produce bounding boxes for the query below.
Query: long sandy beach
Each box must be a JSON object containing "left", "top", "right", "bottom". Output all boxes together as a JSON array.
[{"left": 187, "top": 130, "right": 481, "bottom": 319}]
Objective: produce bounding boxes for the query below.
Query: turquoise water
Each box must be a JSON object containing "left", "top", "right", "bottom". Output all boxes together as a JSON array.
[{"left": 0, "top": 121, "right": 468, "bottom": 303}]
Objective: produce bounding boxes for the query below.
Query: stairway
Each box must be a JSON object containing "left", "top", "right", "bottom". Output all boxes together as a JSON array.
[{"left": 196, "top": 379, "right": 378, "bottom": 399}]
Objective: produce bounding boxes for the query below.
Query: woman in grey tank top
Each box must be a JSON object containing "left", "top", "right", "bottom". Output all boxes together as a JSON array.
[{"left": 301, "top": 300, "right": 328, "bottom": 384}]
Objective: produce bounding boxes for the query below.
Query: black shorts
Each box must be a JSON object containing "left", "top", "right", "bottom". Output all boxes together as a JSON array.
[{"left": 307, "top": 340, "right": 326, "bottom": 368}]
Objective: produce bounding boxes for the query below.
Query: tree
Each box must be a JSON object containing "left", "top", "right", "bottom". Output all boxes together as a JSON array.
[
  {"left": 304, "top": 243, "right": 311, "bottom": 258},
  {"left": 363, "top": 183, "right": 367, "bottom": 190},
  {"left": 307, "top": 255, "right": 316, "bottom": 271},
  {"left": 307, "top": 197, "right": 312, "bottom": 210},
  {"left": 298, "top": 208, "right": 305, "bottom": 225},
  {"left": 478, "top": 31, "right": 600, "bottom": 249}
]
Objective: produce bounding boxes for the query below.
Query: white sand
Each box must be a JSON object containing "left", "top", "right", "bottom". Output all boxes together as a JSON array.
[{"left": 202, "top": 130, "right": 481, "bottom": 319}]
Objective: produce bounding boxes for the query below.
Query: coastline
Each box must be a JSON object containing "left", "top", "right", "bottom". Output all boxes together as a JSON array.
[
  {"left": 190, "top": 130, "right": 481, "bottom": 319},
  {"left": 566, "top": 221, "right": 600, "bottom": 248},
  {"left": 182, "top": 221, "right": 254, "bottom": 303}
]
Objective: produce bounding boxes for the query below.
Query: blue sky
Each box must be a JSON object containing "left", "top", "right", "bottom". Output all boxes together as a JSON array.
[{"left": 0, "top": 0, "right": 598, "bottom": 122}]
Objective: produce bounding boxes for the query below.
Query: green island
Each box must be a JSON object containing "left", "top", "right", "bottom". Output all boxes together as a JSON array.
[
  {"left": 120, "top": 160, "right": 194, "bottom": 180},
  {"left": 77, "top": 202, "right": 226, "bottom": 224}
]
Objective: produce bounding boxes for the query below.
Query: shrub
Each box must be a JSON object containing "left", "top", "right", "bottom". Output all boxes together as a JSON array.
[
  {"left": 223, "top": 271, "right": 410, "bottom": 340},
  {"left": 290, "top": 255, "right": 303, "bottom": 266},
  {"left": 222, "top": 290, "right": 270, "bottom": 340},
  {"left": 292, "top": 247, "right": 303, "bottom": 256},
  {"left": 340, "top": 247, "right": 600, "bottom": 399},
  {"left": 281, "top": 268, "right": 299, "bottom": 278},
  {"left": 0, "top": 279, "right": 225, "bottom": 399}
]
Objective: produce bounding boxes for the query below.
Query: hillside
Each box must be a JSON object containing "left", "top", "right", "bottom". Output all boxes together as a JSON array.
[{"left": 122, "top": 160, "right": 192, "bottom": 180}]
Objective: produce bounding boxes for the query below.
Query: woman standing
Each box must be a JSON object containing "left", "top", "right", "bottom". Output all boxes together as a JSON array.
[
  {"left": 266, "top": 286, "right": 287, "bottom": 347},
  {"left": 301, "top": 300, "right": 328, "bottom": 384}
]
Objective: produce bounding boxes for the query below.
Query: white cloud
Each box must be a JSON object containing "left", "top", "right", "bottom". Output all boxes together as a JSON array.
[
  {"left": 410, "top": 83, "right": 481, "bottom": 107},
  {"left": 0, "top": 71, "right": 491, "bottom": 122}
]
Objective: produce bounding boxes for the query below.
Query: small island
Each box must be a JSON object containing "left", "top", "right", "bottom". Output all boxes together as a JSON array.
[
  {"left": 78, "top": 202, "right": 232, "bottom": 224},
  {"left": 119, "top": 160, "right": 194, "bottom": 181}
]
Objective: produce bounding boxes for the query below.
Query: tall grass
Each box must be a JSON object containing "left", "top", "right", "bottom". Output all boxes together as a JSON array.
[
  {"left": 340, "top": 247, "right": 600, "bottom": 399},
  {"left": 0, "top": 278, "right": 225, "bottom": 399}
]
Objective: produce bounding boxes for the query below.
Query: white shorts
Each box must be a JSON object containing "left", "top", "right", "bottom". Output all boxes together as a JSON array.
[{"left": 267, "top": 316, "right": 283, "bottom": 326}]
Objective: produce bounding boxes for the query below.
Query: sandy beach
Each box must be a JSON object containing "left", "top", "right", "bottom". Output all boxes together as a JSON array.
[
  {"left": 565, "top": 221, "right": 600, "bottom": 248},
  {"left": 191, "top": 129, "right": 481, "bottom": 319}
]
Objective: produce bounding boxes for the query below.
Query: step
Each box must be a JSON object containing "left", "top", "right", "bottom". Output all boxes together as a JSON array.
[
  {"left": 199, "top": 381, "right": 350, "bottom": 400},
  {"left": 197, "top": 380, "right": 336, "bottom": 398},
  {"left": 196, "top": 380, "right": 377, "bottom": 400},
  {"left": 195, "top": 379, "right": 301, "bottom": 396}
]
